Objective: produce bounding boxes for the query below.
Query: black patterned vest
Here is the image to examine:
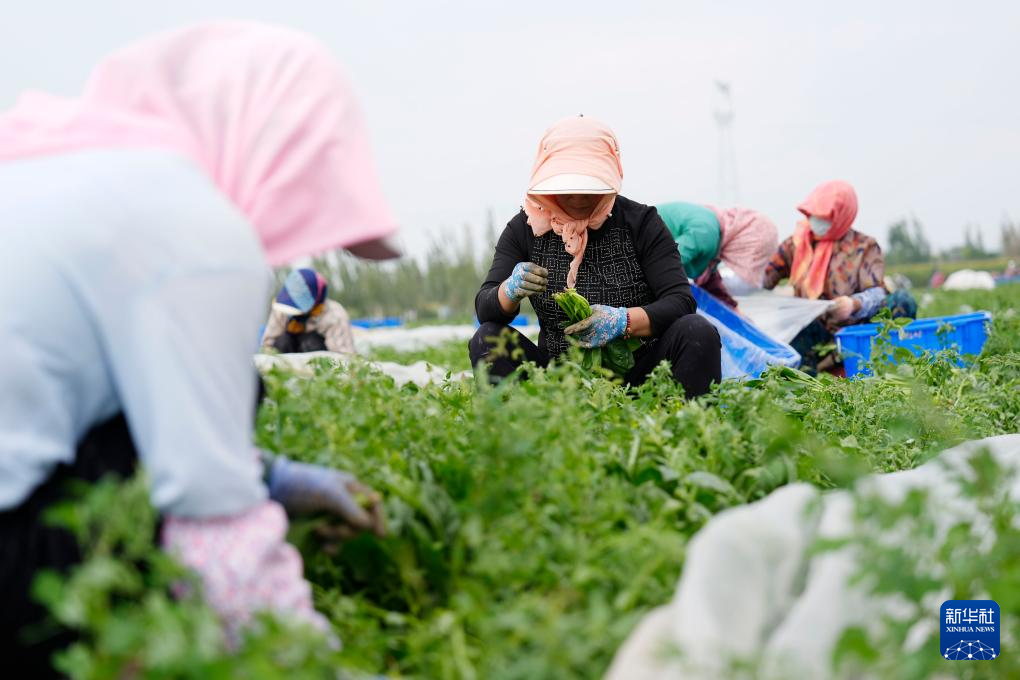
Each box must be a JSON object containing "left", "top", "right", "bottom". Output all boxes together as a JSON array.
[{"left": 529, "top": 210, "right": 654, "bottom": 357}]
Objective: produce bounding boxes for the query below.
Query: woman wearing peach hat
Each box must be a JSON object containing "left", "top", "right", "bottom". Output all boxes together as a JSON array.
[{"left": 471, "top": 116, "right": 721, "bottom": 397}]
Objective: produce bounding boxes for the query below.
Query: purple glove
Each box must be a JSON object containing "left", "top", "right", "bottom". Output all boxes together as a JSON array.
[
  {"left": 265, "top": 455, "right": 385, "bottom": 537},
  {"left": 564, "top": 304, "right": 628, "bottom": 348}
]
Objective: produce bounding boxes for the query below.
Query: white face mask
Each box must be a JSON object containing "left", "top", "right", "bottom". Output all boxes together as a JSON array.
[{"left": 808, "top": 216, "right": 833, "bottom": 237}]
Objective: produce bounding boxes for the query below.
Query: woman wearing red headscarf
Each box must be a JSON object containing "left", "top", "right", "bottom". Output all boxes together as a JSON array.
[
  {"left": 471, "top": 116, "right": 721, "bottom": 397},
  {"left": 763, "top": 180, "right": 887, "bottom": 372}
]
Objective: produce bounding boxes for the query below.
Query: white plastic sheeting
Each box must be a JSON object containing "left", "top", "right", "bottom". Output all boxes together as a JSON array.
[
  {"left": 943, "top": 269, "right": 997, "bottom": 291},
  {"left": 733, "top": 291, "right": 834, "bottom": 345},
  {"left": 606, "top": 433, "right": 1020, "bottom": 680},
  {"left": 351, "top": 324, "right": 539, "bottom": 353},
  {"left": 350, "top": 304, "right": 819, "bottom": 377},
  {"left": 254, "top": 351, "right": 470, "bottom": 387}
]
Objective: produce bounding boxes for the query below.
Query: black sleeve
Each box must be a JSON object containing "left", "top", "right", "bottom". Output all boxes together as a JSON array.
[
  {"left": 633, "top": 205, "right": 696, "bottom": 334},
  {"left": 475, "top": 212, "right": 531, "bottom": 323}
]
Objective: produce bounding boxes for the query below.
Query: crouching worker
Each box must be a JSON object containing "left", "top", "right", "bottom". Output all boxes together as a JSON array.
[
  {"left": 262, "top": 268, "right": 355, "bottom": 354},
  {"left": 763, "top": 180, "right": 914, "bottom": 374},
  {"left": 656, "top": 201, "right": 779, "bottom": 308},
  {"left": 470, "top": 116, "right": 721, "bottom": 398},
  {"left": 0, "top": 22, "right": 397, "bottom": 676}
]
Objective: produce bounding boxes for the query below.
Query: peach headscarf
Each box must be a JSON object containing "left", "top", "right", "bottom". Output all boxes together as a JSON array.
[
  {"left": 790, "top": 180, "right": 859, "bottom": 299},
  {"left": 522, "top": 116, "right": 623, "bottom": 288},
  {"left": 0, "top": 22, "right": 397, "bottom": 267}
]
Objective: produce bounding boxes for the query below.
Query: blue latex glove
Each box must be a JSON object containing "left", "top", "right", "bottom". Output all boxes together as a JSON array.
[
  {"left": 503, "top": 261, "right": 549, "bottom": 303},
  {"left": 265, "top": 455, "right": 385, "bottom": 537},
  {"left": 564, "top": 304, "right": 628, "bottom": 348}
]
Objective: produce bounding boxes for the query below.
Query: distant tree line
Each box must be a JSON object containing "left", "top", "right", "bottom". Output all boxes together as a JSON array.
[
  {"left": 309, "top": 219, "right": 499, "bottom": 321},
  {"left": 1002, "top": 217, "right": 1020, "bottom": 258},
  {"left": 886, "top": 215, "right": 1017, "bottom": 264},
  {"left": 886, "top": 218, "right": 932, "bottom": 265}
]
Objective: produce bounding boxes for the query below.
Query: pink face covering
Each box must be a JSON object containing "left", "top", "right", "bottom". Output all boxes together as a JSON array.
[
  {"left": 0, "top": 21, "right": 397, "bottom": 267},
  {"left": 522, "top": 116, "right": 623, "bottom": 289}
]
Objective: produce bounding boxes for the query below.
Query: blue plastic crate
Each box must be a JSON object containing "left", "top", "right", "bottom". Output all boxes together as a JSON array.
[{"left": 836, "top": 311, "right": 992, "bottom": 377}]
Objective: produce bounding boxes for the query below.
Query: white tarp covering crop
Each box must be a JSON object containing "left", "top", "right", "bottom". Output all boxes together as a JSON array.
[
  {"left": 943, "top": 269, "right": 997, "bottom": 291},
  {"left": 351, "top": 324, "right": 539, "bottom": 353},
  {"left": 255, "top": 351, "right": 470, "bottom": 387},
  {"left": 733, "top": 291, "right": 834, "bottom": 345},
  {"left": 606, "top": 433, "right": 1020, "bottom": 680}
]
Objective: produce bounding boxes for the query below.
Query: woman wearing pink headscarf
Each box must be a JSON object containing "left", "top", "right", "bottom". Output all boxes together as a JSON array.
[
  {"left": 656, "top": 202, "right": 779, "bottom": 308},
  {"left": 0, "top": 22, "right": 396, "bottom": 672},
  {"left": 763, "top": 180, "right": 888, "bottom": 373},
  {"left": 472, "top": 116, "right": 721, "bottom": 396}
]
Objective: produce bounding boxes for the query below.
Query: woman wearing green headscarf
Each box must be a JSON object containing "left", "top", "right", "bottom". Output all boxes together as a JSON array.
[{"left": 656, "top": 201, "right": 778, "bottom": 309}]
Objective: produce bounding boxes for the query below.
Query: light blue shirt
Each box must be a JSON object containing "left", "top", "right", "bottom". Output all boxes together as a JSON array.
[
  {"left": 851, "top": 286, "right": 888, "bottom": 321},
  {"left": 0, "top": 149, "right": 270, "bottom": 518}
]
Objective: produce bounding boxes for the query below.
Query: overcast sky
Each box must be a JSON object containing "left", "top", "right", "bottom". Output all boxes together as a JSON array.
[{"left": 3, "top": 1, "right": 1018, "bottom": 258}]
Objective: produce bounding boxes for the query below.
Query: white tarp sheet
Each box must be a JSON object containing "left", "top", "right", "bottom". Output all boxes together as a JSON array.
[
  {"left": 351, "top": 324, "right": 539, "bottom": 353},
  {"left": 607, "top": 433, "right": 1020, "bottom": 680},
  {"left": 254, "top": 351, "right": 470, "bottom": 387},
  {"left": 733, "top": 291, "right": 834, "bottom": 345},
  {"left": 943, "top": 269, "right": 997, "bottom": 291}
]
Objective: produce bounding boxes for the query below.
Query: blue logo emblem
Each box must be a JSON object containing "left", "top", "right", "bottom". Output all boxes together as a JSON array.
[{"left": 941, "top": 600, "right": 999, "bottom": 660}]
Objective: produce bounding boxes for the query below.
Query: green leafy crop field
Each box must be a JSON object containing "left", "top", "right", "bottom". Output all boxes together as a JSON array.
[{"left": 38, "top": 285, "right": 1020, "bottom": 679}]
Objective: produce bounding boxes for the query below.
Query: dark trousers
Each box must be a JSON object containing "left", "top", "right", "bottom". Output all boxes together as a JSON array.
[
  {"left": 469, "top": 315, "right": 722, "bottom": 398},
  {"left": 791, "top": 291, "right": 920, "bottom": 375},
  {"left": 272, "top": 331, "right": 327, "bottom": 354},
  {"left": 0, "top": 416, "right": 138, "bottom": 679},
  {"left": 789, "top": 319, "right": 835, "bottom": 375}
]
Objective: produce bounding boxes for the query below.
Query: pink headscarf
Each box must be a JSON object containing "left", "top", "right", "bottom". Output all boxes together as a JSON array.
[
  {"left": 790, "top": 180, "right": 859, "bottom": 300},
  {"left": 708, "top": 206, "right": 779, "bottom": 287},
  {"left": 522, "top": 116, "right": 623, "bottom": 288},
  {"left": 0, "top": 22, "right": 397, "bottom": 267}
]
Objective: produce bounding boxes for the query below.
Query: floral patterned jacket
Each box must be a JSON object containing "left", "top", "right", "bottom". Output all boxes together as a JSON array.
[{"left": 764, "top": 229, "right": 887, "bottom": 330}]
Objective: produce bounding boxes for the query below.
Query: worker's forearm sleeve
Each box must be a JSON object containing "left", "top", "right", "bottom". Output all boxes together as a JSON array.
[{"left": 851, "top": 286, "right": 887, "bottom": 321}]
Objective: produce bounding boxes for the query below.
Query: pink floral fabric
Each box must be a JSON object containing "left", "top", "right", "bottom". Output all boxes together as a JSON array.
[{"left": 161, "top": 500, "right": 330, "bottom": 638}]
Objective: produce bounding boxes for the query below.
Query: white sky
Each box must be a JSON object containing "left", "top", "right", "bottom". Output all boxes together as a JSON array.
[{"left": 2, "top": 1, "right": 1018, "bottom": 258}]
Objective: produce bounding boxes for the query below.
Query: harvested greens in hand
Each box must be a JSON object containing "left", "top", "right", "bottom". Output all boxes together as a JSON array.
[{"left": 553, "top": 288, "right": 641, "bottom": 377}]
